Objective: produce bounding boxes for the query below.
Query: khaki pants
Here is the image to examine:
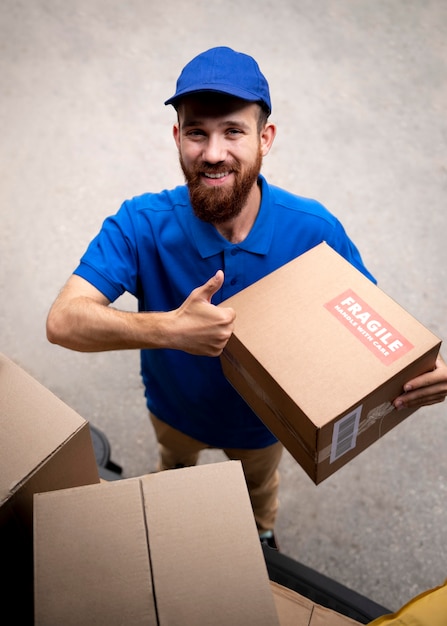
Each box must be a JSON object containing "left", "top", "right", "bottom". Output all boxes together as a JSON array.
[{"left": 150, "top": 413, "right": 283, "bottom": 533}]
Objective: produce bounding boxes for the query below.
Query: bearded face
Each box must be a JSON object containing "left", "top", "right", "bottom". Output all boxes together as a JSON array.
[{"left": 179, "top": 146, "right": 263, "bottom": 224}]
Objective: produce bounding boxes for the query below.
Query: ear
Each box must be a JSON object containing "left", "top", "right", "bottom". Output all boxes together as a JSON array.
[
  {"left": 260, "top": 122, "right": 276, "bottom": 157},
  {"left": 173, "top": 123, "right": 181, "bottom": 150}
]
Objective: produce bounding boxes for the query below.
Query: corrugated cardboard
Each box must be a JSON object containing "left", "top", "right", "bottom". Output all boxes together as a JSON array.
[
  {"left": 0, "top": 352, "right": 100, "bottom": 623},
  {"left": 220, "top": 242, "right": 441, "bottom": 484},
  {"left": 34, "top": 461, "right": 280, "bottom": 626},
  {"left": 270, "top": 581, "right": 361, "bottom": 625}
]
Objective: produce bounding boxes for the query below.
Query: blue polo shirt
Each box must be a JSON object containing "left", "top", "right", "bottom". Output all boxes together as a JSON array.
[{"left": 75, "top": 175, "right": 375, "bottom": 449}]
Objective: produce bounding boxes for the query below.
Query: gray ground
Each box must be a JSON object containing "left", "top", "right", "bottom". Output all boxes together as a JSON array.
[{"left": 1, "top": 0, "right": 446, "bottom": 613}]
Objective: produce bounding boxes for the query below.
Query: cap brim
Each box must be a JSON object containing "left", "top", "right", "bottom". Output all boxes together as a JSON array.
[{"left": 164, "top": 84, "right": 270, "bottom": 113}]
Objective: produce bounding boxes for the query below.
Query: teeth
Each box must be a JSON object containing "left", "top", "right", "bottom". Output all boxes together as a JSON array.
[{"left": 204, "top": 172, "right": 229, "bottom": 179}]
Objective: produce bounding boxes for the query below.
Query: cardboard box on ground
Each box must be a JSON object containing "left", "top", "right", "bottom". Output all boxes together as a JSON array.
[
  {"left": 0, "top": 353, "right": 100, "bottom": 624},
  {"left": 220, "top": 242, "right": 441, "bottom": 484},
  {"left": 33, "top": 462, "right": 280, "bottom": 626}
]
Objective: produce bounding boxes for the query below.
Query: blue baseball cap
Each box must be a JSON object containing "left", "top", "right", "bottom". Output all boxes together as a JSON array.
[{"left": 164, "top": 46, "right": 272, "bottom": 114}]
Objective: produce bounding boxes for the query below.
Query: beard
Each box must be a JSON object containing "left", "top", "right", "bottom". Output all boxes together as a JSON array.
[{"left": 179, "top": 148, "right": 263, "bottom": 224}]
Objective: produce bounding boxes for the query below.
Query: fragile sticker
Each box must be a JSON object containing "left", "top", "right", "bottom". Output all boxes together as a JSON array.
[{"left": 324, "top": 289, "right": 414, "bottom": 365}]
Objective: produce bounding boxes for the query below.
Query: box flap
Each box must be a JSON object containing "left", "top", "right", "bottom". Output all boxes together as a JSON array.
[
  {"left": 34, "top": 479, "right": 157, "bottom": 626},
  {"left": 270, "top": 581, "right": 313, "bottom": 624},
  {"left": 0, "top": 353, "right": 89, "bottom": 504},
  {"left": 143, "top": 461, "right": 280, "bottom": 625},
  {"left": 270, "top": 581, "right": 361, "bottom": 625}
]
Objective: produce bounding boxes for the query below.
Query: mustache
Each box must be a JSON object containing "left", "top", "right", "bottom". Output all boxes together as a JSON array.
[{"left": 192, "top": 161, "right": 240, "bottom": 175}]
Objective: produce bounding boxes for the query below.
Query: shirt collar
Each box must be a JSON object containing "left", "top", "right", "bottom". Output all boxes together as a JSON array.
[{"left": 188, "top": 175, "right": 274, "bottom": 259}]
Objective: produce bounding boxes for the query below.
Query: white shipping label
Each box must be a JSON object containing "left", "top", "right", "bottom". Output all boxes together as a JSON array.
[{"left": 330, "top": 406, "right": 362, "bottom": 463}]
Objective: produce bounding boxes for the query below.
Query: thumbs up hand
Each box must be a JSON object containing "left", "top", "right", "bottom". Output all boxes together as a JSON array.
[{"left": 171, "top": 271, "right": 236, "bottom": 356}]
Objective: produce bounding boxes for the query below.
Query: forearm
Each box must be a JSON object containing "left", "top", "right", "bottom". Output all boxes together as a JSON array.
[
  {"left": 47, "top": 271, "right": 235, "bottom": 356},
  {"left": 46, "top": 295, "right": 174, "bottom": 352}
]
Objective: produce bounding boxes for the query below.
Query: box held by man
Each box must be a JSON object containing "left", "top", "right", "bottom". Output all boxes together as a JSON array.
[{"left": 220, "top": 242, "right": 441, "bottom": 484}]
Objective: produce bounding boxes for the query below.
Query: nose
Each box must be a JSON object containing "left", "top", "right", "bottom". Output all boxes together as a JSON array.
[{"left": 202, "top": 134, "right": 226, "bottom": 164}]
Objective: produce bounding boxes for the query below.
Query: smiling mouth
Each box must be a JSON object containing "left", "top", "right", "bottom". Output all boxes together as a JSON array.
[{"left": 203, "top": 171, "right": 230, "bottom": 179}]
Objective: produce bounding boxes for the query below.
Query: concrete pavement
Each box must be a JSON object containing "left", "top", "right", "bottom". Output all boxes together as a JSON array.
[{"left": 1, "top": 0, "right": 446, "bottom": 612}]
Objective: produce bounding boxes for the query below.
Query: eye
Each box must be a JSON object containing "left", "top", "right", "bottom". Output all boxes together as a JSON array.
[
  {"left": 185, "top": 129, "right": 206, "bottom": 139},
  {"left": 226, "top": 128, "right": 243, "bottom": 136}
]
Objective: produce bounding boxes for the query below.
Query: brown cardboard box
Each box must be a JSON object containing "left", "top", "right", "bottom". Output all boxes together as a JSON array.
[
  {"left": 270, "top": 581, "right": 362, "bottom": 625},
  {"left": 34, "top": 461, "right": 280, "bottom": 626},
  {"left": 220, "top": 242, "right": 441, "bottom": 484},
  {"left": 0, "top": 352, "right": 100, "bottom": 623}
]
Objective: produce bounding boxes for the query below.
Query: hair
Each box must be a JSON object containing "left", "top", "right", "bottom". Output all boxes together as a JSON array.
[{"left": 256, "top": 104, "right": 270, "bottom": 132}]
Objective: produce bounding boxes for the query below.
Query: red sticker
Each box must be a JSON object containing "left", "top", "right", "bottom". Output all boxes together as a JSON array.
[{"left": 324, "top": 289, "right": 414, "bottom": 365}]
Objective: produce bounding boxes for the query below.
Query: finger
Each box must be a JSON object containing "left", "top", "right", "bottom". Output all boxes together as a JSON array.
[
  {"left": 394, "top": 385, "right": 447, "bottom": 410},
  {"left": 394, "top": 394, "right": 446, "bottom": 410},
  {"left": 402, "top": 357, "right": 445, "bottom": 393},
  {"left": 196, "top": 270, "right": 225, "bottom": 303}
]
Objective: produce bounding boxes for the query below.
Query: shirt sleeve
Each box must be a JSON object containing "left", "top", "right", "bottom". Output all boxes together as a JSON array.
[
  {"left": 73, "top": 200, "right": 140, "bottom": 302},
  {"left": 325, "top": 219, "right": 377, "bottom": 284}
]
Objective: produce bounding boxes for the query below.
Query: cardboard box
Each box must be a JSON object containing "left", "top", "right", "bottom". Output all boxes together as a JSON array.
[
  {"left": 0, "top": 352, "right": 100, "bottom": 623},
  {"left": 34, "top": 461, "right": 280, "bottom": 626},
  {"left": 270, "top": 581, "right": 361, "bottom": 625},
  {"left": 220, "top": 242, "right": 441, "bottom": 484}
]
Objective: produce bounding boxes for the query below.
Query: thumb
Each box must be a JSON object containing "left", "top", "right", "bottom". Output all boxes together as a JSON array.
[{"left": 198, "top": 270, "right": 225, "bottom": 303}]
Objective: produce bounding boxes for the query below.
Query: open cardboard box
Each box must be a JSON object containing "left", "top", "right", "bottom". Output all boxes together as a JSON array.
[
  {"left": 0, "top": 352, "right": 100, "bottom": 623},
  {"left": 220, "top": 242, "right": 441, "bottom": 484},
  {"left": 34, "top": 461, "right": 280, "bottom": 625}
]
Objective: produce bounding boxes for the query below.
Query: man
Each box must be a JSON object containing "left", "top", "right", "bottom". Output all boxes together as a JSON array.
[{"left": 47, "top": 47, "right": 447, "bottom": 550}]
